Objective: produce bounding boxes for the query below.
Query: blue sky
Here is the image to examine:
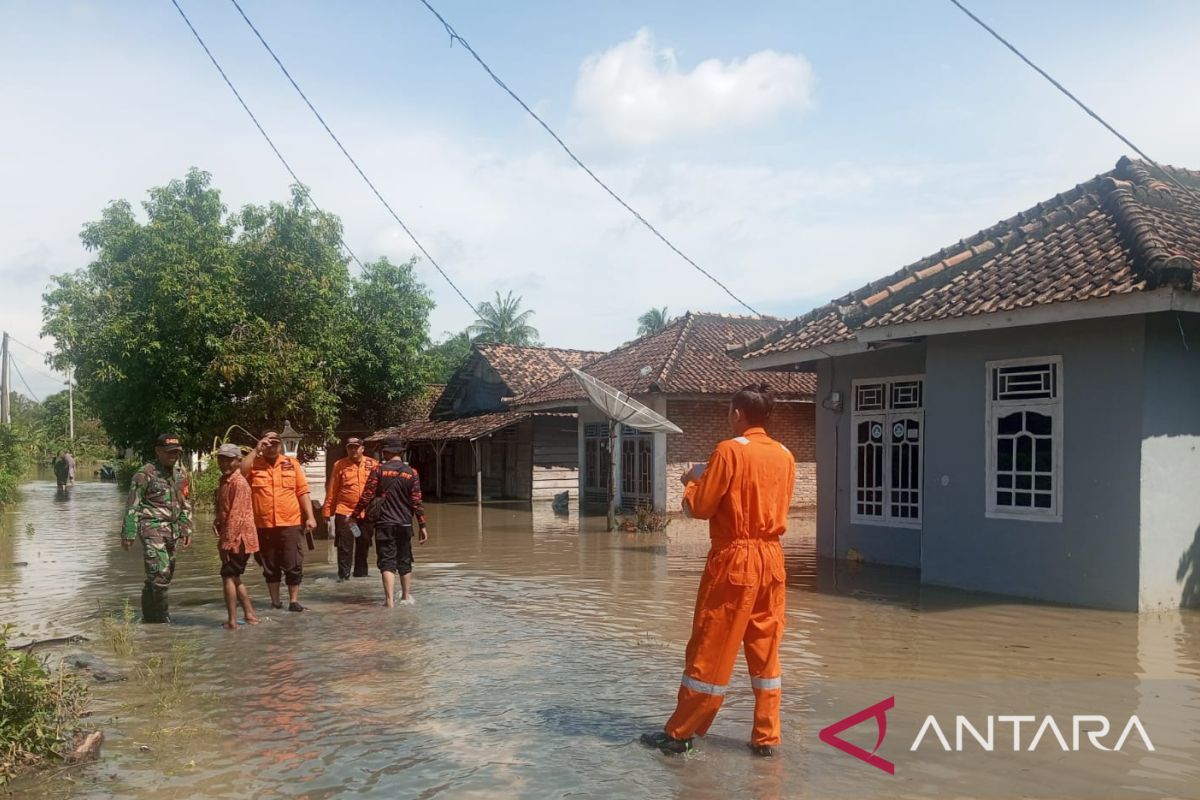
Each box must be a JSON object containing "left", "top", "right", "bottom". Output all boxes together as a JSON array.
[{"left": 3, "top": 0, "right": 1199, "bottom": 400}]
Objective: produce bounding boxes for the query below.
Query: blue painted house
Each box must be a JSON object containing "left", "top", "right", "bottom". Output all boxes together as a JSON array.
[{"left": 732, "top": 158, "right": 1200, "bottom": 611}]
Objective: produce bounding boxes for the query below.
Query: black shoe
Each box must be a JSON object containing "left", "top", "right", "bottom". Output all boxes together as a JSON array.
[
  {"left": 748, "top": 744, "right": 775, "bottom": 758},
  {"left": 288, "top": 602, "right": 305, "bottom": 612},
  {"left": 639, "top": 731, "right": 693, "bottom": 755}
]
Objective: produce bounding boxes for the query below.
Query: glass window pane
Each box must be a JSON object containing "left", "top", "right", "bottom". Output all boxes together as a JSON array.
[
  {"left": 1016, "top": 435, "right": 1033, "bottom": 471},
  {"left": 1034, "top": 494, "right": 1052, "bottom": 509},
  {"left": 1035, "top": 475, "right": 1051, "bottom": 491},
  {"left": 1015, "top": 492, "right": 1032, "bottom": 507},
  {"left": 998, "top": 412, "right": 1023, "bottom": 436},
  {"left": 1016, "top": 474, "right": 1032, "bottom": 490},
  {"left": 1027, "top": 412, "right": 1053, "bottom": 436},
  {"left": 997, "top": 474, "right": 1013, "bottom": 488},
  {"left": 1035, "top": 438, "right": 1052, "bottom": 472},
  {"left": 998, "top": 438, "right": 1013, "bottom": 471},
  {"left": 997, "top": 491, "right": 1012, "bottom": 506}
]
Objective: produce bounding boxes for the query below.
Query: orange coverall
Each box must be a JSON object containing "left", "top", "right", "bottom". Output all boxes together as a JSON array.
[{"left": 664, "top": 426, "right": 796, "bottom": 747}]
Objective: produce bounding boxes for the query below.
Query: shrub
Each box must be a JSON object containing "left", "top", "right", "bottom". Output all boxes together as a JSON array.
[
  {"left": 189, "top": 460, "right": 221, "bottom": 506},
  {"left": 115, "top": 456, "right": 142, "bottom": 490},
  {"left": 0, "top": 626, "right": 89, "bottom": 783},
  {"left": 0, "top": 424, "right": 26, "bottom": 507},
  {"left": 618, "top": 505, "right": 671, "bottom": 533}
]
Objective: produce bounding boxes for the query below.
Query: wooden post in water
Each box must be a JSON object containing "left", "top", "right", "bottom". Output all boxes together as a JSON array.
[
  {"left": 606, "top": 419, "right": 617, "bottom": 532},
  {"left": 433, "top": 440, "right": 446, "bottom": 500},
  {"left": 472, "top": 439, "right": 482, "bottom": 504}
]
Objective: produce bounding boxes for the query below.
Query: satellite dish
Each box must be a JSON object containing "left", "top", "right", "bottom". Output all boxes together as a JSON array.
[
  {"left": 571, "top": 368, "right": 682, "bottom": 532},
  {"left": 571, "top": 369, "right": 682, "bottom": 434}
]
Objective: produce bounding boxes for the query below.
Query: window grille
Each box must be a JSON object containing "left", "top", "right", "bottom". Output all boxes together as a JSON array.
[
  {"left": 851, "top": 376, "right": 924, "bottom": 527},
  {"left": 987, "top": 357, "right": 1062, "bottom": 521}
]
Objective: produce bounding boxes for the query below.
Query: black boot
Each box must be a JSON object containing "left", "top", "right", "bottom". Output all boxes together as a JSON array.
[
  {"left": 154, "top": 585, "right": 172, "bottom": 624},
  {"left": 141, "top": 584, "right": 163, "bottom": 623}
]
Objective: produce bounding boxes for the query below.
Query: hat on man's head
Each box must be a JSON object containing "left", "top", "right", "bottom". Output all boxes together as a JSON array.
[
  {"left": 382, "top": 436, "right": 405, "bottom": 453},
  {"left": 155, "top": 433, "right": 183, "bottom": 451},
  {"left": 346, "top": 437, "right": 364, "bottom": 446},
  {"left": 216, "top": 443, "right": 242, "bottom": 459}
]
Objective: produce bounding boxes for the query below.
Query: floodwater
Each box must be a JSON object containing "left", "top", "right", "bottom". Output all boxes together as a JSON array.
[{"left": 2, "top": 475, "right": 1199, "bottom": 800}]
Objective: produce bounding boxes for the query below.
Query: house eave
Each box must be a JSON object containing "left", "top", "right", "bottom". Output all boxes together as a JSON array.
[
  {"left": 739, "top": 339, "right": 874, "bottom": 369},
  {"left": 856, "top": 288, "right": 1189, "bottom": 344}
]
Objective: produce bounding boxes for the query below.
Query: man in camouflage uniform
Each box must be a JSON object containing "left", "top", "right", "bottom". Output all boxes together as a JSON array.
[{"left": 121, "top": 433, "right": 193, "bottom": 623}]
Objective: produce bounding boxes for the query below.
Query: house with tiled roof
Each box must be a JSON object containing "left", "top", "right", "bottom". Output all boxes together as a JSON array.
[
  {"left": 731, "top": 157, "right": 1200, "bottom": 611},
  {"left": 369, "top": 342, "right": 603, "bottom": 502},
  {"left": 513, "top": 312, "right": 817, "bottom": 512}
]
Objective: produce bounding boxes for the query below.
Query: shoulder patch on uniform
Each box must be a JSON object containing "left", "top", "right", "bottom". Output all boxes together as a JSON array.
[{"left": 733, "top": 436, "right": 751, "bottom": 445}]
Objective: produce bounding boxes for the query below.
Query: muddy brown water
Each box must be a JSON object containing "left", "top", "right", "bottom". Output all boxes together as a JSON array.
[{"left": 2, "top": 475, "right": 1198, "bottom": 799}]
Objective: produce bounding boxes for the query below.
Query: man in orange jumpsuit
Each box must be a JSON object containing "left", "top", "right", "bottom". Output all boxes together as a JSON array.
[{"left": 642, "top": 383, "right": 796, "bottom": 757}]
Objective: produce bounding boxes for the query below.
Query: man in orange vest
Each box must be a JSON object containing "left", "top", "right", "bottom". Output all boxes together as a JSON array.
[
  {"left": 324, "top": 437, "right": 378, "bottom": 581},
  {"left": 642, "top": 383, "right": 796, "bottom": 757},
  {"left": 241, "top": 431, "right": 318, "bottom": 612}
]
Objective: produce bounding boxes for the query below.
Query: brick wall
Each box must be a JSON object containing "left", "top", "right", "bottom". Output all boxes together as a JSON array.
[{"left": 664, "top": 398, "right": 816, "bottom": 509}]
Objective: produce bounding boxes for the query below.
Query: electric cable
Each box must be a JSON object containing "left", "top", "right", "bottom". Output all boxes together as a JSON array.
[
  {"left": 8, "top": 357, "right": 42, "bottom": 404},
  {"left": 228, "top": 0, "right": 480, "bottom": 316},
  {"left": 414, "top": 0, "right": 761, "bottom": 316},
  {"left": 167, "top": 0, "right": 365, "bottom": 270},
  {"left": 948, "top": 0, "right": 1197, "bottom": 198}
]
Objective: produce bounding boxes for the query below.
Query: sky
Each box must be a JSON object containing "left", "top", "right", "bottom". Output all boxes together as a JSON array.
[{"left": 2, "top": 0, "right": 1200, "bottom": 400}]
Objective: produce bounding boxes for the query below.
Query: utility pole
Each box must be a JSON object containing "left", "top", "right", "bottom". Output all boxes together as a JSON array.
[
  {"left": 1, "top": 331, "right": 10, "bottom": 425},
  {"left": 67, "top": 365, "right": 74, "bottom": 442}
]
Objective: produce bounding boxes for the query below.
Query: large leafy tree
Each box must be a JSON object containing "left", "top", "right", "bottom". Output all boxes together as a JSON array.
[
  {"left": 425, "top": 330, "right": 474, "bottom": 384},
  {"left": 42, "top": 169, "right": 359, "bottom": 452},
  {"left": 343, "top": 256, "right": 435, "bottom": 429},
  {"left": 468, "top": 291, "right": 540, "bottom": 346},
  {"left": 637, "top": 306, "right": 671, "bottom": 337}
]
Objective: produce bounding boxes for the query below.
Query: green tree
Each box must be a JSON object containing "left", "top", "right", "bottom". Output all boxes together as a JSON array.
[
  {"left": 42, "top": 169, "right": 356, "bottom": 453},
  {"left": 637, "top": 306, "right": 671, "bottom": 337},
  {"left": 343, "top": 256, "right": 435, "bottom": 429},
  {"left": 425, "top": 331, "right": 474, "bottom": 383},
  {"left": 468, "top": 291, "right": 540, "bottom": 346}
]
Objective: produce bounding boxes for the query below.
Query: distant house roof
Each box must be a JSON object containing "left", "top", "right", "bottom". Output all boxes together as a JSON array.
[
  {"left": 512, "top": 312, "right": 817, "bottom": 408},
  {"left": 367, "top": 410, "right": 572, "bottom": 444},
  {"left": 430, "top": 343, "right": 604, "bottom": 419},
  {"left": 732, "top": 157, "right": 1200, "bottom": 363}
]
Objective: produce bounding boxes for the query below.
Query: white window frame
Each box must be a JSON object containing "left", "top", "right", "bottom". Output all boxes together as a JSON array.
[
  {"left": 850, "top": 375, "right": 925, "bottom": 529},
  {"left": 985, "top": 356, "right": 1063, "bottom": 523}
]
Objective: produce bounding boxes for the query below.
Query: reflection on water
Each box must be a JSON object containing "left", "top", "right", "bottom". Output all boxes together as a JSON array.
[{"left": 2, "top": 478, "right": 1198, "bottom": 798}]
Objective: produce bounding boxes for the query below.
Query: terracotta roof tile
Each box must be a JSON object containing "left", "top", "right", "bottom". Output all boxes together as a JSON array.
[
  {"left": 733, "top": 157, "right": 1200, "bottom": 360},
  {"left": 475, "top": 343, "right": 604, "bottom": 396},
  {"left": 513, "top": 313, "right": 816, "bottom": 407}
]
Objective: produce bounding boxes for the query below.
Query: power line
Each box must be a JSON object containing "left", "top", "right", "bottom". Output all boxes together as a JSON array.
[
  {"left": 8, "top": 358, "right": 42, "bottom": 404},
  {"left": 414, "top": 0, "right": 761, "bottom": 317},
  {"left": 167, "top": 0, "right": 364, "bottom": 270},
  {"left": 228, "top": 0, "right": 480, "bottom": 317},
  {"left": 947, "top": 0, "right": 1196, "bottom": 198},
  {"left": 8, "top": 352, "right": 63, "bottom": 387},
  {"left": 6, "top": 336, "right": 64, "bottom": 375}
]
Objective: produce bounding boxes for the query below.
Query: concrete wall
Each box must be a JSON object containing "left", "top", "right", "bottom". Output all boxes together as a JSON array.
[
  {"left": 920, "top": 316, "right": 1145, "bottom": 609},
  {"left": 1139, "top": 312, "right": 1200, "bottom": 610},
  {"left": 815, "top": 346, "right": 928, "bottom": 567}
]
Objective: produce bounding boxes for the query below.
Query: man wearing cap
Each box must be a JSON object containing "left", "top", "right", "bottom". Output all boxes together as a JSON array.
[
  {"left": 323, "top": 437, "right": 378, "bottom": 581},
  {"left": 241, "top": 431, "right": 318, "bottom": 612},
  {"left": 214, "top": 443, "right": 260, "bottom": 629},
  {"left": 121, "top": 434, "right": 193, "bottom": 623},
  {"left": 353, "top": 437, "right": 428, "bottom": 608}
]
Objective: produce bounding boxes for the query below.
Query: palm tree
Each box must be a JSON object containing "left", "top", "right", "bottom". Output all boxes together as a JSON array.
[
  {"left": 637, "top": 306, "right": 671, "bottom": 337},
  {"left": 469, "top": 291, "right": 540, "bottom": 345}
]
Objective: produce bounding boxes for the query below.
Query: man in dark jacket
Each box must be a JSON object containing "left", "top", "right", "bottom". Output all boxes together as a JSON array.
[{"left": 353, "top": 437, "right": 428, "bottom": 608}]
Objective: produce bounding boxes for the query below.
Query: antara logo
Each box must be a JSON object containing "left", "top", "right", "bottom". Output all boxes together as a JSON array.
[{"left": 819, "top": 698, "right": 1155, "bottom": 775}]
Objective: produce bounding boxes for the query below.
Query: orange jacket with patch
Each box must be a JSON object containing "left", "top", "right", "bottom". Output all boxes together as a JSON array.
[
  {"left": 323, "top": 455, "right": 378, "bottom": 518},
  {"left": 246, "top": 454, "right": 310, "bottom": 529}
]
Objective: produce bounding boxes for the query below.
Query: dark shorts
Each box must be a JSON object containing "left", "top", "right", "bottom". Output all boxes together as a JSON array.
[
  {"left": 255, "top": 526, "right": 304, "bottom": 586},
  {"left": 375, "top": 524, "right": 414, "bottom": 576},
  {"left": 219, "top": 549, "right": 252, "bottom": 579}
]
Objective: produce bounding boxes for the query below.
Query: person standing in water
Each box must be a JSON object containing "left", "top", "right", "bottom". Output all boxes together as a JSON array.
[
  {"left": 121, "top": 434, "right": 193, "bottom": 623},
  {"left": 641, "top": 384, "right": 795, "bottom": 758},
  {"left": 353, "top": 437, "right": 428, "bottom": 608},
  {"left": 213, "top": 443, "right": 260, "bottom": 629},
  {"left": 241, "top": 431, "right": 318, "bottom": 612},
  {"left": 323, "top": 437, "right": 378, "bottom": 581}
]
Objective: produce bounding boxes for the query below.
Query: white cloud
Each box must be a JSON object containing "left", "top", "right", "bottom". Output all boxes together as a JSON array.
[{"left": 572, "top": 28, "right": 815, "bottom": 146}]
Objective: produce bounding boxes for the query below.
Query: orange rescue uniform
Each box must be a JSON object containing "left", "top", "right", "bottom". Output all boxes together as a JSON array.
[
  {"left": 664, "top": 426, "right": 796, "bottom": 747},
  {"left": 323, "top": 455, "right": 378, "bottom": 518},
  {"left": 246, "top": 454, "right": 310, "bottom": 529}
]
